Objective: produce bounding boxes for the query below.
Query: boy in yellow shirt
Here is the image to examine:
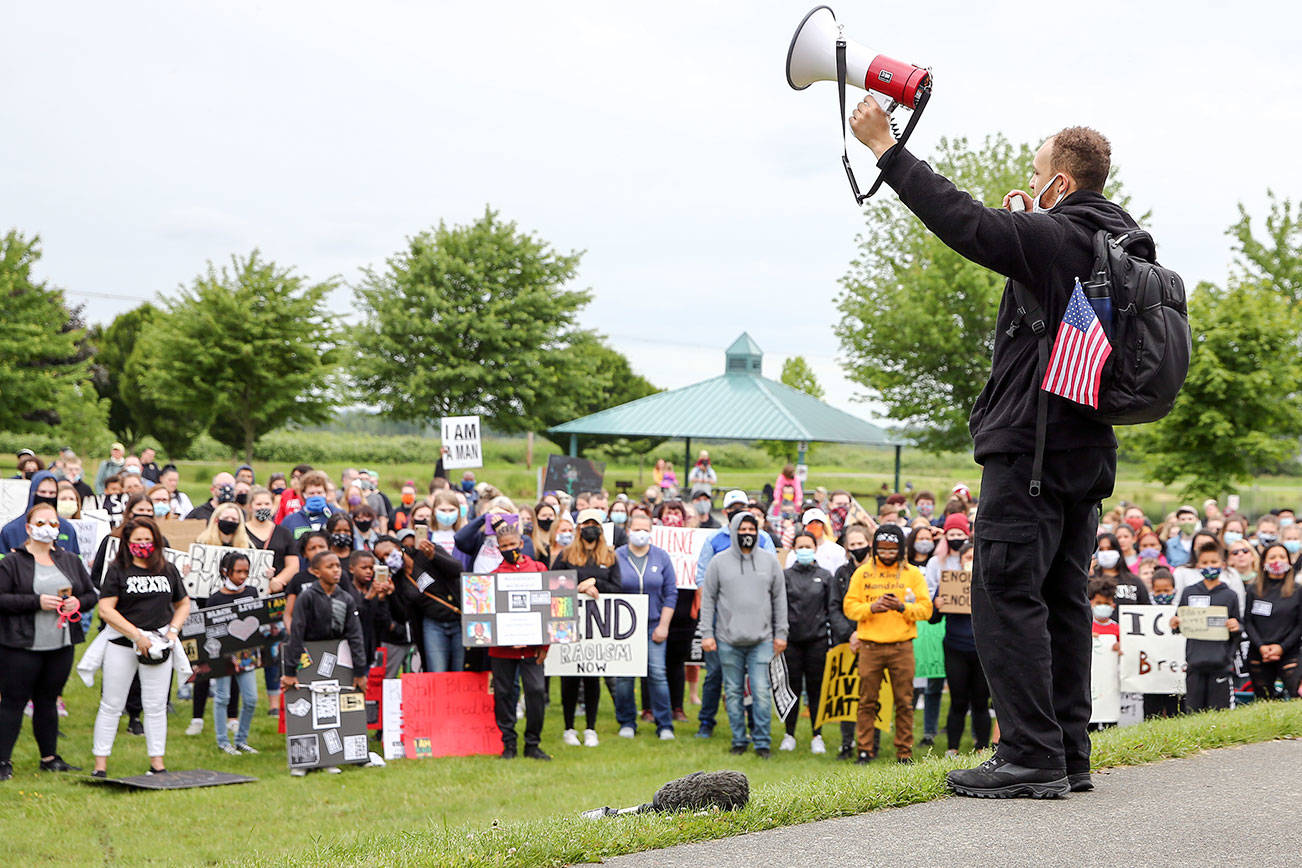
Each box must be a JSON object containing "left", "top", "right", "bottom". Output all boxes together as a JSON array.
[{"left": 843, "top": 525, "right": 933, "bottom": 763}]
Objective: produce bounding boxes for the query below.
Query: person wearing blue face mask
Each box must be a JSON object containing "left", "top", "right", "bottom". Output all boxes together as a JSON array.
[
  {"left": 280, "top": 471, "right": 334, "bottom": 541},
  {"left": 612, "top": 513, "right": 678, "bottom": 740},
  {"left": 777, "top": 533, "right": 833, "bottom": 754},
  {"left": 1169, "top": 541, "right": 1242, "bottom": 712}
]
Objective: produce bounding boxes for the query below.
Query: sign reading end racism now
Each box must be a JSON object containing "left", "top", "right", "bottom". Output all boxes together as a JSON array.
[{"left": 545, "top": 594, "right": 648, "bottom": 677}]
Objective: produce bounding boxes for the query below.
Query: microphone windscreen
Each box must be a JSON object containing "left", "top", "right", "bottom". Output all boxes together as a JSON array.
[{"left": 651, "top": 771, "right": 749, "bottom": 813}]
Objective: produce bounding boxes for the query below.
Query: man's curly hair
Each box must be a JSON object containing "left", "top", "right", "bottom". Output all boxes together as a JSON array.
[{"left": 1050, "top": 127, "right": 1111, "bottom": 193}]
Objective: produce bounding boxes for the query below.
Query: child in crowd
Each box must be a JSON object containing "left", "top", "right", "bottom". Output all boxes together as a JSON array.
[
  {"left": 1142, "top": 568, "right": 1183, "bottom": 719},
  {"left": 1170, "top": 542, "right": 1242, "bottom": 712},
  {"left": 1150, "top": 568, "right": 1176, "bottom": 605},
  {"left": 489, "top": 524, "right": 551, "bottom": 760},
  {"left": 1088, "top": 577, "right": 1122, "bottom": 731},
  {"left": 1135, "top": 558, "right": 1159, "bottom": 591}
]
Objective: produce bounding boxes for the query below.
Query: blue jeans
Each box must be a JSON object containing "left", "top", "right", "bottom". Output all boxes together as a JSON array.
[
  {"left": 423, "top": 620, "right": 464, "bottom": 673},
  {"left": 923, "top": 677, "right": 944, "bottom": 738},
  {"left": 615, "top": 635, "right": 672, "bottom": 733},
  {"left": 699, "top": 648, "right": 723, "bottom": 731},
  {"left": 717, "top": 640, "right": 773, "bottom": 750},
  {"left": 211, "top": 670, "right": 258, "bottom": 747}
]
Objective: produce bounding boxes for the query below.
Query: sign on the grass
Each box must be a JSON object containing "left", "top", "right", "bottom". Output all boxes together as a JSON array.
[
  {"left": 913, "top": 620, "right": 946, "bottom": 680},
  {"left": 186, "top": 543, "right": 275, "bottom": 599},
  {"left": 461, "top": 570, "right": 580, "bottom": 648},
  {"left": 1177, "top": 605, "right": 1230, "bottom": 641},
  {"left": 0, "top": 479, "right": 29, "bottom": 524},
  {"left": 812, "top": 642, "right": 890, "bottom": 732},
  {"left": 283, "top": 639, "right": 368, "bottom": 770},
  {"left": 1090, "top": 633, "right": 1121, "bottom": 723},
  {"left": 769, "top": 651, "right": 798, "bottom": 719},
  {"left": 179, "top": 593, "right": 286, "bottom": 680},
  {"left": 440, "top": 415, "right": 483, "bottom": 470},
  {"left": 936, "top": 570, "right": 972, "bottom": 614},
  {"left": 1119, "top": 605, "right": 1186, "bottom": 694},
  {"left": 651, "top": 525, "right": 714, "bottom": 590},
  {"left": 545, "top": 594, "right": 647, "bottom": 676},
  {"left": 399, "top": 672, "right": 499, "bottom": 759}
]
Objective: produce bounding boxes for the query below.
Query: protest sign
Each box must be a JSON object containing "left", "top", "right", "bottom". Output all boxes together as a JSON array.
[
  {"left": 937, "top": 570, "right": 972, "bottom": 614},
  {"left": 399, "top": 672, "right": 499, "bottom": 759},
  {"left": 1090, "top": 633, "right": 1121, "bottom": 724},
  {"left": 812, "top": 642, "right": 890, "bottom": 732},
  {"left": 1177, "top": 605, "right": 1230, "bottom": 641},
  {"left": 545, "top": 594, "right": 647, "bottom": 676},
  {"left": 650, "top": 525, "right": 715, "bottom": 590},
  {"left": 179, "top": 593, "right": 286, "bottom": 680},
  {"left": 283, "top": 639, "right": 368, "bottom": 770},
  {"left": 187, "top": 543, "right": 275, "bottom": 599},
  {"left": 69, "top": 516, "right": 107, "bottom": 572},
  {"left": 543, "top": 455, "right": 605, "bottom": 497},
  {"left": 769, "top": 652, "right": 798, "bottom": 720},
  {"left": 381, "top": 678, "right": 405, "bottom": 760},
  {"left": 105, "top": 537, "right": 191, "bottom": 574},
  {"left": 913, "top": 620, "right": 946, "bottom": 680},
  {"left": 1119, "top": 605, "right": 1186, "bottom": 694},
  {"left": 441, "top": 415, "right": 483, "bottom": 470},
  {"left": 686, "top": 624, "right": 704, "bottom": 667},
  {"left": 461, "top": 570, "right": 580, "bottom": 648},
  {"left": 1118, "top": 692, "right": 1144, "bottom": 727},
  {"left": 0, "top": 478, "right": 29, "bottom": 524},
  {"left": 158, "top": 519, "right": 206, "bottom": 552}
]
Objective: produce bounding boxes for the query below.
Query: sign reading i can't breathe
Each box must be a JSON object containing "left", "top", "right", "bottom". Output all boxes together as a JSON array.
[{"left": 441, "top": 415, "right": 483, "bottom": 469}]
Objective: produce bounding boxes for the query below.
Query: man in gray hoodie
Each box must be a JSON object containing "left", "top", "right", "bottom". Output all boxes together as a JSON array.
[{"left": 700, "top": 513, "right": 788, "bottom": 757}]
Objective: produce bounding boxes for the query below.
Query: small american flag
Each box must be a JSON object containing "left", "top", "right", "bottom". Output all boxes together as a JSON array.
[{"left": 1041, "top": 278, "right": 1112, "bottom": 408}]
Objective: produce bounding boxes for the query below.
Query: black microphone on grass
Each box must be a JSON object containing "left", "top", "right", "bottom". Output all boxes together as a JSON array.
[{"left": 580, "top": 771, "right": 750, "bottom": 819}]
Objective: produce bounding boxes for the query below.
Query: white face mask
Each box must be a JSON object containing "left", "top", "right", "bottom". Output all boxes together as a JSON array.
[
  {"left": 1032, "top": 172, "right": 1065, "bottom": 213},
  {"left": 1092, "top": 603, "right": 1114, "bottom": 621},
  {"left": 28, "top": 523, "right": 60, "bottom": 544},
  {"left": 1096, "top": 550, "right": 1121, "bottom": 569}
]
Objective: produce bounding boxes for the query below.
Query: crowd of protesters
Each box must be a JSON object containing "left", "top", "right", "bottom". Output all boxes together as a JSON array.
[{"left": 0, "top": 443, "right": 1298, "bottom": 778}]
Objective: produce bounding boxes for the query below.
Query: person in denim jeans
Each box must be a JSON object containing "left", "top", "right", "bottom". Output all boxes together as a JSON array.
[
  {"left": 203, "top": 552, "right": 261, "bottom": 754},
  {"left": 699, "top": 513, "right": 788, "bottom": 757},
  {"left": 613, "top": 513, "right": 678, "bottom": 739}
]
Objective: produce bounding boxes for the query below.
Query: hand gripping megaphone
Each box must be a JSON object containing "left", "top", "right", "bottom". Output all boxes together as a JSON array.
[{"left": 786, "top": 5, "right": 933, "bottom": 203}]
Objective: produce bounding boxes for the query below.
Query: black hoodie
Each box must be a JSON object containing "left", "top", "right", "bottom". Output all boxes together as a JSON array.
[
  {"left": 880, "top": 147, "right": 1142, "bottom": 461},
  {"left": 783, "top": 559, "right": 833, "bottom": 645}
]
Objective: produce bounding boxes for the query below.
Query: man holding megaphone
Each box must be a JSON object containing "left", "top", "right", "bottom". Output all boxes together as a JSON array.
[{"left": 846, "top": 102, "right": 1144, "bottom": 799}]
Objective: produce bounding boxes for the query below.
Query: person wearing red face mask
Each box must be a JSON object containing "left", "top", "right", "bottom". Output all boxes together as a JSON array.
[{"left": 1244, "top": 544, "right": 1302, "bottom": 700}]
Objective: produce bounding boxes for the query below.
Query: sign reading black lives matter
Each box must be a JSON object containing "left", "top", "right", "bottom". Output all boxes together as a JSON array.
[
  {"left": 545, "top": 594, "right": 647, "bottom": 676},
  {"left": 283, "top": 640, "right": 369, "bottom": 770},
  {"left": 461, "top": 570, "right": 580, "bottom": 648},
  {"left": 542, "top": 455, "right": 605, "bottom": 497},
  {"left": 179, "top": 593, "right": 286, "bottom": 680}
]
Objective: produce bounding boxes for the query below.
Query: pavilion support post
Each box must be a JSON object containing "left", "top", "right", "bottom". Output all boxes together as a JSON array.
[
  {"left": 569, "top": 434, "right": 578, "bottom": 457},
  {"left": 684, "top": 438, "right": 691, "bottom": 484},
  {"left": 893, "top": 444, "right": 902, "bottom": 494}
]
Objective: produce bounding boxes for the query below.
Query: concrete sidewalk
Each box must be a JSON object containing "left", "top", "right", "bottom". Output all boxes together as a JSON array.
[{"left": 597, "top": 739, "right": 1302, "bottom": 867}]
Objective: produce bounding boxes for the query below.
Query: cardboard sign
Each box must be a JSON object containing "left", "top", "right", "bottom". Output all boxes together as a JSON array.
[
  {"left": 180, "top": 593, "right": 286, "bottom": 680},
  {"left": 650, "top": 525, "right": 715, "bottom": 590},
  {"left": 186, "top": 543, "right": 275, "bottom": 599},
  {"left": 461, "top": 570, "right": 580, "bottom": 648},
  {"left": 545, "top": 594, "right": 647, "bottom": 676},
  {"left": 769, "top": 651, "right": 798, "bottom": 720},
  {"left": 105, "top": 536, "right": 192, "bottom": 574},
  {"left": 1090, "top": 633, "right": 1121, "bottom": 724},
  {"left": 1177, "top": 605, "right": 1230, "bottom": 641},
  {"left": 542, "top": 455, "right": 605, "bottom": 498},
  {"left": 158, "top": 519, "right": 207, "bottom": 552},
  {"left": 912, "top": 620, "right": 946, "bottom": 680},
  {"left": 441, "top": 415, "right": 483, "bottom": 470},
  {"left": 381, "top": 678, "right": 405, "bottom": 760},
  {"left": 283, "top": 639, "right": 368, "bottom": 769},
  {"left": 937, "top": 570, "right": 972, "bottom": 614},
  {"left": 812, "top": 642, "right": 891, "bottom": 732},
  {"left": 399, "top": 672, "right": 499, "bottom": 759},
  {"left": 0, "top": 478, "right": 30, "bottom": 524},
  {"left": 1119, "top": 605, "right": 1187, "bottom": 694}
]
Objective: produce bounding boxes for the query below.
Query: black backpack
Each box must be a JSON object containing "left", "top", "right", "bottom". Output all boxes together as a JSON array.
[{"left": 1011, "top": 228, "right": 1191, "bottom": 496}]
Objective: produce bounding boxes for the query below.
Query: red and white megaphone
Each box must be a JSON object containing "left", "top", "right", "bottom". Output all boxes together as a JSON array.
[{"left": 786, "top": 5, "right": 933, "bottom": 203}]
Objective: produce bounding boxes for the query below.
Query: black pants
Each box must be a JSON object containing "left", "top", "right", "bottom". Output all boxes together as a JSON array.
[
  {"left": 561, "top": 676, "right": 600, "bottom": 730},
  {"left": 1248, "top": 655, "right": 1301, "bottom": 700},
  {"left": 1143, "top": 693, "right": 1181, "bottom": 719},
  {"left": 0, "top": 645, "right": 74, "bottom": 762},
  {"left": 1185, "top": 668, "right": 1233, "bottom": 712},
  {"left": 972, "top": 448, "right": 1115, "bottom": 772},
  {"left": 664, "top": 637, "right": 693, "bottom": 712},
  {"left": 944, "top": 644, "right": 991, "bottom": 750},
  {"left": 491, "top": 656, "right": 545, "bottom": 750},
  {"left": 782, "top": 639, "right": 828, "bottom": 737},
  {"left": 193, "top": 679, "right": 240, "bottom": 720}
]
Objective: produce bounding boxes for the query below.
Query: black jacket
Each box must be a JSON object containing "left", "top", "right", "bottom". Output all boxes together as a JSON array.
[
  {"left": 0, "top": 548, "right": 97, "bottom": 649},
  {"left": 394, "top": 546, "right": 465, "bottom": 624},
  {"left": 1175, "top": 581, "right": 1242, "bottom": 671},
  {"left": 1244, "top": 578, "right": 1302, "bottom": 657},
  {"left": 829, "top": 561, "right": 860, "bottom": 645},
  {"left": 551, "top": 552, "right": 622, "bottom": 595},
  {"left": 880, "top": 147, "right": 1138, "bottom": 461},
  {"left": 783, "top": 560, "right": 833, "bottom": 645},
  {"left": 283, "top": 581, "right": 366, "bottom": 676}
]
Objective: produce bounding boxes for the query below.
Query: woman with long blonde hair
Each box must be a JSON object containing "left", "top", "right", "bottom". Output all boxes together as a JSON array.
[{"left": 195, "top": 503, "right": 252, "bottom": 549}]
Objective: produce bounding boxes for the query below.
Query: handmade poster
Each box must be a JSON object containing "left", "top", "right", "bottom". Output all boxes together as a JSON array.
[
  {"left": 179, "top": 593, "right": 286, "bottom": 680},
  {"left": 1118, "top": 693, "right": 1145, "bottom": 727},
  {"left": 441, "top": 415, "right": 483, "bottom": 470},
  {"left": 543, "top": 455, "right": 605, "bottom": 498},
  {"left": 0, "top": 479, "right": 30, "bottom": 524},
  {"left": 913, "top": 620, "right": 946, "bottom": 680},
  {"left": 650, "top": 526, "right": 716, "bottom": 590},
  {"left": 545, "top": 594, "right": 648, "bottom": 676},
  {"left": 461, "top": 570, "right": 579, "bottom": 648},
  {"left": 936, "top": 570, "right": 972, "bottom": 614},
  {"left": 381, "top": 678, "right": 405, "bottom": 760},
  {"left": 69, "top": 517, "right": 107, "bottom": 572},
  {"left": 186, "top": 543, "right": 275, "bottom": 599},
  {"left": 769, "top": 651, "right": 798, "bottom": 720},
  {"left": 1090, "top": 633, "right": 1122, "bottom": 724},
  {"left": 812, "top": 642, "right": 891, "bottom": 732},
  {"left": 686, "top": 624, "right": 704, "bottom": 667},
  {"left": 1118, "top": 605, "right": 1186, "bottom": 694},
  {"left": 1176, "top": 605, "right": 1230, "bottom": 641},
  {"left": 283, "top": 639, "right": 368, "bottom": 769},
  {"left": 398, "top": 672, "right": 499, "bottom": 758},
  {"left": 105, "top": 537, "right": 191, "bottom": 573},
  {"left": 157, "top": 519, "right": 207, "bottom": 552}
]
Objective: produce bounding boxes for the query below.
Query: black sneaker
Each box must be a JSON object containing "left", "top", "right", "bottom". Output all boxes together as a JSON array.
[
  {"left": 90, "top": 769, "right": 107, "bottom": 779},
  {"left": 947, "top": 755, "right": 1069, "bottom": 799},
  {"left": 0, "top": 761, "right": 12, "bottom": 781},
  {"left": 754, "top": 748, "right": 770, "bottom": 759},
  {"left": 836, "top": 745, "right": 854, "bottom": 761},
  {"left": 729, "top": 744, "right": 747, "bottom": 755},
  {"left": 500, "top": 747, "right": 517, "bottom": 760},
  {"left": 127, "top": 717, "right": 144, "bottom": 736},
  {"left": 1068, "top": 772, "right": 1093, "bottom": 792},
  {"left": 919, "top": 736, "right": 935, "bottom": 747},
  {"left": 897, "top": 756, "right": 914, "bottom": 765},
  {"left": 145, "top": 767, "right": 167, "bottom": 776},
  {"left": 524, "top": 747, "right": 552, "bottom": 761},
  {"left": 855, "top": 750, "right": 875, "bottom": 765},
  {"left": 40, "top": 755, "right": 81, "bottom": 772}
]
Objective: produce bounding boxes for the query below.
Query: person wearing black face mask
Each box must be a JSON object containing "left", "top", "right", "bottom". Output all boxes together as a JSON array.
[
  {"left": 389, "top": 532, "right": 468, "bottom": 674},
  {"left": 829, "top": 525, "right": 873, "bottom": 759},
  {"left": 185, "top": 472, "right": 237, "bottom": 522},
  {"left": 326, "top": 514, "right": 356, "bottom": 563},
  {"left": 0, "top": 471, "right": 81, "bottom": 556},
  {"left": 351, "top": 506, "right": 379, "bottom": 551}
]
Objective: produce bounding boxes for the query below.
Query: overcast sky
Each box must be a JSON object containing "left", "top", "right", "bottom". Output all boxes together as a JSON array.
[{"left": 6, "top": 0, "right": 1300, "bottom": 427}]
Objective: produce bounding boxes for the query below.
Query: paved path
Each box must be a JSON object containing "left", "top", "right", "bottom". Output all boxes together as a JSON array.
[{"left": 598, "top": 739, "right": 1302, "bottom": 868}]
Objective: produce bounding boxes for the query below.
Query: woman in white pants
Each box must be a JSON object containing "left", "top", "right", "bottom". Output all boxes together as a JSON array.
[{"left": 92, "top": 517, "right": 190, "bottom": 777}]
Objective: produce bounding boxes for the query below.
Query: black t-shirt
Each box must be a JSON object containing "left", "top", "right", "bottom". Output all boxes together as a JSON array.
[
  {"left": 248, "top": 523, "right": 295, "bottom": 574},
  {"left": 101, "top": 562, "right": 187, "bottom": 631},
  {"left": 199, "top": 585, "right": 259, "bottom": 610}
]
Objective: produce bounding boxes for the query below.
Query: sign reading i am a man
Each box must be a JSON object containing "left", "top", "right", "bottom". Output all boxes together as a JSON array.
[{"left": 441, "top": 415, "right": 483, "bottom": 469}]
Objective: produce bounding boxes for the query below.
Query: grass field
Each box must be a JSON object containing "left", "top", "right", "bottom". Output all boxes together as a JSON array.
[{"left": 5, "top": 666, "right": 1301, "bottom": 867}]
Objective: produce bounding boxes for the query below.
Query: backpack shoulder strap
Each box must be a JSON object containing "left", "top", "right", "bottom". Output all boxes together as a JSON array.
[{"left": 1007, "top": 279, "right": 1049, "bottom": 497}]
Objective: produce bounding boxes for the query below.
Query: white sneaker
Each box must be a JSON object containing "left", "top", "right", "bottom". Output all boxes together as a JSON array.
[
  {"left": 185, "top": 718, "right": 204, "bottom": 736},
  {"left": 219, "top": 743, "right": 239, "bottom": 755},
  {"left": 618, "top": 726, "right": 636, "bottom": 739},
  {"left": 810, "top": 734, "right": 826, "bottom": 755},
  {"left": 659, "top": 729, "right": 676, "bottom": 741},
  {"left": 237, "top": 744, "right": 259, "bottom": 754},
  {"left": 583, "top": 729, "right": 599, "bottom": 747},
  {"left": 325, "top": 766, "right": 342, "bottom": 774},
  {"left": 290, "top": 768, "right": 307, "bottom": 777},
  {"left": 562, "top": 729, "right": 581, "bottom": 746},
  {"left": 779, "top": 734, "right": 797, "bottom": 752}
]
